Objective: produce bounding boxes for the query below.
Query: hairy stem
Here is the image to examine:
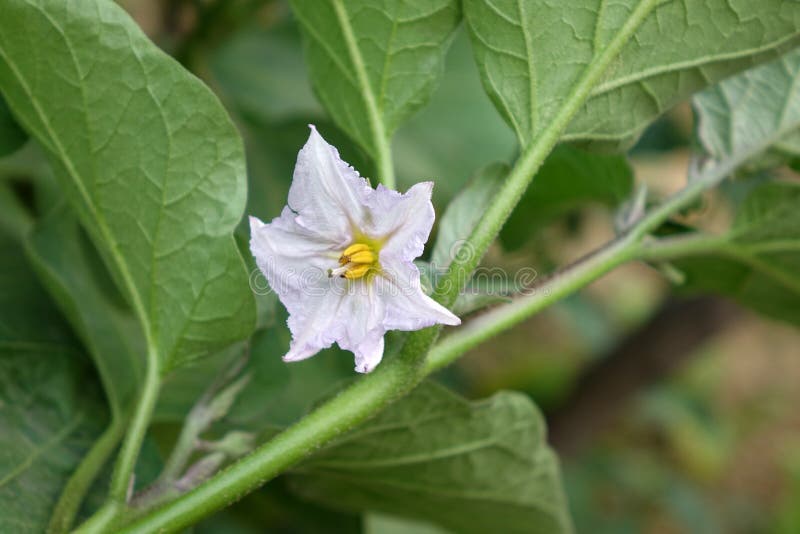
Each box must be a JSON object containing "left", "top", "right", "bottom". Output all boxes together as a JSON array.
[
  {"left": 119, "top": 357, "right": 422, "bottom": 533},
  {"left": 48, "top": 420, "right": 125, "bottom": 533}
]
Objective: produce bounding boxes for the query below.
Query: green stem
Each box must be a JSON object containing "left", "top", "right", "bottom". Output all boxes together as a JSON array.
[
  {"left": 47, "top": 420, "right": 125, "bottom": 533},
  {"left": 119, "top": 356, "right": 422, "bottom": 533},
  {"left": 636, "top": 232, "right": 731, "bottom": 262},
  {"left": 108, "top": 348, "right": 161, "bottom": 502},
  {"left": 376, "top": 135, "right": 396, "bottom": 189}
]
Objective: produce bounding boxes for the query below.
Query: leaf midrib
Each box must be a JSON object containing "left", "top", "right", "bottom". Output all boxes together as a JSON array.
[{"left": 331, "top": 0, "right": 388, "bottom": 152}]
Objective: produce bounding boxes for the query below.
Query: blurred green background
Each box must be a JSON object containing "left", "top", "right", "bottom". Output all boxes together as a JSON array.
[{"left": 113, "top": 1, "right": 800, "bottom": 532}]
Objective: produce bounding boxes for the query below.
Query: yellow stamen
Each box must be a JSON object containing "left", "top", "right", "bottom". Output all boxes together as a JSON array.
[
  {"left": 343, "top": 243, "right": 370, "bottom": 256},
  {"left": 348, "top": 250, "right": 376, "bottom": 264},
  {"left": 343, "top": 263, "right": 371, "bottom": 279},
  {"left": 332, "top": 242, "right": 380, "bottom": 280}
]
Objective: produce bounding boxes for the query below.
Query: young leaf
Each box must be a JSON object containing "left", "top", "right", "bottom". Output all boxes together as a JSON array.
[
  {"left": 696, "top": 48, "right": 800, "bottom": 162},
  {"left": 0, "top": 0, "right": 255, "bottom": 372},
  {"left": 289, "top": 0, "right": 461, "bottom": 168},
  {"left": 675, "top": 182, "right": 800, "bottom": 325},
  {"left": 289, "top": 382, "right": 572, "bottom": 534},
  {"left": 465, "top": 0, "right": 800, "bottom": 147},
  {"left": 25, "top": 204, "right": 146, "bottom": 421}
]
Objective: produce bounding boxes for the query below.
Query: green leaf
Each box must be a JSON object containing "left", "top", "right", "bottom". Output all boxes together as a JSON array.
[
  {"left": 501, "top": 145, "right": 633, "bottom": 250},
  {"left": 675, "top": 182, "right": 800, "bottom": 325},
  {"left": 0, "top": 95, "right": 26, "bottom": 157},
  {"left": 0, "top": 233, "right": 107, "bottom": 533},
  {"left": 25, "top": 204, "right": 146, "bottom": 420},
  {"left": 432, "top": 162, "right": 507, "bottom": 270},
  {"left": 695, "top": 48, "right": 800, "bottom": 163},
  {"left": 464, "top": 0, "right": 800, "bottom": 147},
  {"left": 0, "top": 348, "right": 107, "bottom": 534},
  {"left": 289, "top": 382, "right": 573, "bottom": 534},
  {"left": 0, "top": 0, "right": 255, "bottom": 371},
  {"left": 289, "top": 0, "right": 461, "bottom": 161}
]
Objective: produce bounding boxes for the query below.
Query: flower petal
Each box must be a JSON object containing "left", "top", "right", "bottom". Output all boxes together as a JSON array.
[
  {"left": 365, "top": 181, "right": 435, "bottom": 262},
  {"left": 283, "top": 288, "right": 348, "bottom": 362},
  {"left": 249, "top": 212, "right": 337, "bottom": 304},
  {"left": 352, "top": 335, "right": 385, "bottom": 374},
  {"left": 378, "top": 255, "right": 461, "bottom": 331},
  {"left": 335, "top": 282, "right": 387, "bottom": 372},
  {"left": 289, "top": 125, "right": 372, "bottom": 241}
]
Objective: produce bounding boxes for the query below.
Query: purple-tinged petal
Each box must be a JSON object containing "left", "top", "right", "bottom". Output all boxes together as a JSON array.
[{"left": 289, "top": 125, "right": 372, "bottom": 241}]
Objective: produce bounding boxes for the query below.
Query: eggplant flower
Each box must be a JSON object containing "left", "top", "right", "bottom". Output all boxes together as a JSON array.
[{"left": 250, "top": 126, "right": 460, "bottom": 373}]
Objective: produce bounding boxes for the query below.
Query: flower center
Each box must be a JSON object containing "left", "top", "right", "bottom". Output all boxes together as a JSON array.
[{"left": 329, "top": 242, "right": 379, "bottom": 280}]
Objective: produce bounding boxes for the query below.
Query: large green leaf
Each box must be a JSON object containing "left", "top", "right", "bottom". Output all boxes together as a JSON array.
[
  {"left": 465, "top": 0, "right": 800, "bottom": 147},
  {"left": 290, "top": 0, "right": 461, "bottom": 162},
  {"left": 289, "top": 382, "right": 572, "bottom": 534},
  {"left": 25, "top": 204, "right": 145, "bottom": 420},
  {"left": 0, "top": 0, "right": 255, "bottom": 372},
  {"left": 0, "top": 233, "right": 105, "bottom": 533},
  {"left": 675, "top": 182, "right": 800, "bottom": 325}
]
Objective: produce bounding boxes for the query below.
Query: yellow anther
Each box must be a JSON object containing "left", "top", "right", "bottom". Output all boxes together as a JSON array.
[
  {"left": 343, "top": 263, "right": 371, "bottom": 279},
  {"left": 340, "top": 243, "right": 371, "bottom": 264},
  {"left": 334, "top": 242, "right": 379, "bottom": 280},
  {"left": 343, "top": 243, "right": 370, "bottom": 256},
  {"left": 348, "top": 250, "right": 376, "bottom": 264}
]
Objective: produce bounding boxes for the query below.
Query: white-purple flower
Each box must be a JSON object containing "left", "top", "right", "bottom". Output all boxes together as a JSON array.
[{"left": 250, "top": 126, "right": 460, "bottom": 373}]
